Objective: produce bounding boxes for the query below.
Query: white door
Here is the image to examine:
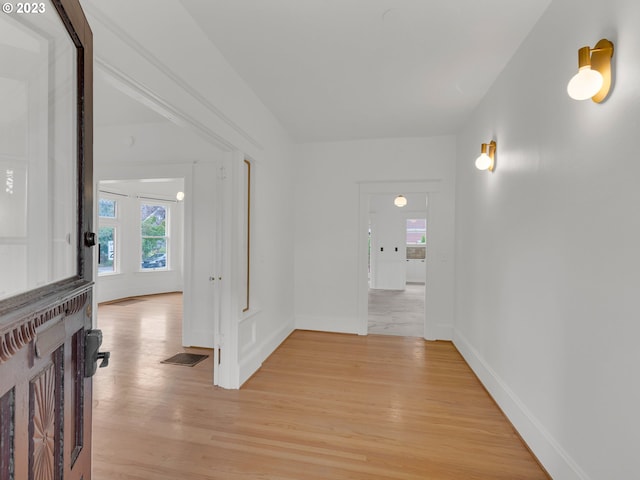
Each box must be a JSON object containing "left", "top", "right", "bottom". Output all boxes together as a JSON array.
[{"left": 182, "top": 160, "right": 222, "bottom": 383}]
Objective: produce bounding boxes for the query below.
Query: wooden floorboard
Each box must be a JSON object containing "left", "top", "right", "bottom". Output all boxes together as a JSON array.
[{"left": 93, "top": 292, "right": 549, "bottom": 479}]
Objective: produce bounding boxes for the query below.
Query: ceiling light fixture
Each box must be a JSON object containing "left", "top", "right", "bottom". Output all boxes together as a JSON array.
[
  {"left": 475, "top": 141, "right": 496, "bottom": 172},
  {"left": 567, "top": 39, "right": 614, "bottom": 102},
  {"left": 394, "top": 195, "right": 407, "bottom": 207}
]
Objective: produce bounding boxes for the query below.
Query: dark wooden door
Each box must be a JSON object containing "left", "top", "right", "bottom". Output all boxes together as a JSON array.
[
  {"left": 0, "top": 0, "right": 94, "bottom": 478},
  {"left": 1, "top": 288, "right": 93, "bottom": 479}
]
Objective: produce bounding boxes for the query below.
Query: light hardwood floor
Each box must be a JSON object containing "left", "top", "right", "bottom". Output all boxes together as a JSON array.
[{"left": 94, "top": 293, "right": 549, "bottom": 479}]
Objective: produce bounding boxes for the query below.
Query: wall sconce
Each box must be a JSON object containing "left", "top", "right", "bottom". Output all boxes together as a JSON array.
[
  {"left": 394, "top": 195, "right": 407, "bottom": 207},
  {"left": 475, "top": 141, "right": 496, "bottom": 172},
  {"left": 567, "top": 39, "right": 614, "bottom": 103}
]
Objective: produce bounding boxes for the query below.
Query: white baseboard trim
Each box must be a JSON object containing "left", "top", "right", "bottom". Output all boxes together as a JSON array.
[
  {"left": 453, "top": 329, "right": 589, "bottom": 480},
  {"left": 238, "top": 321, "right": 294, "bottom": 387},
  {"left": 97, "top": 284, "right": 183, "bottom": 305}
]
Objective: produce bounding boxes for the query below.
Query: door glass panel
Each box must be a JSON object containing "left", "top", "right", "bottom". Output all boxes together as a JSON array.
[{"left": 0, "top": 3, "right": 78, "bottom": 300}]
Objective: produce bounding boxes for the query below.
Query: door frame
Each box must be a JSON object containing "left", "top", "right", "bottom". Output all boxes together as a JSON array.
[
  {"left": 90, "top": 70, "right": 245, "bottom": 389},
  {"left": 357, "top": 181, "right": 441, "bottom": 340}
]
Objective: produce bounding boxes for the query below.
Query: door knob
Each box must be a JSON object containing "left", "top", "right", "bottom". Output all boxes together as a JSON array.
[
  {"left": 97, "top": 351, "right": 110, "bottom": 368},
  {"left": 84, "top": 231, "right": 96, "bottom": 247},
  {"left": 85, "top": 329, "right": 110, "bottom": 377}
]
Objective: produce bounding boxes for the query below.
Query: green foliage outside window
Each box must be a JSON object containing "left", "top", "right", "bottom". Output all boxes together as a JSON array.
[
  {"left": 98, "top": 227, "right": 115, "bottom": 273},
  {"left": 99, "top": 199, "right": 116, "bottom": 218},
  {"left": 141, "top": 205, "right": 167, "bottom": 269}
]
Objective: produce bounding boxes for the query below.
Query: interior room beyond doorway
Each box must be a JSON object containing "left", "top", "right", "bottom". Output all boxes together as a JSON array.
[
  {"left": 96, "top": 178, "right": 185, "bottom": 304},
  {"left": 367, "top": 193, "right": 427, "bottom": 337}
]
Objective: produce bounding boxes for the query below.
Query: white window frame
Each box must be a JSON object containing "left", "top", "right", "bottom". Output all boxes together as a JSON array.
[{"left": 139, "top": 200, "right": 171, "bottom": 272}]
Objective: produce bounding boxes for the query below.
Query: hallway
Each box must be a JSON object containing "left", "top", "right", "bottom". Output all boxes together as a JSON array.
[{"left": 93, "top": 293, "right": 548, "bottom": 479}]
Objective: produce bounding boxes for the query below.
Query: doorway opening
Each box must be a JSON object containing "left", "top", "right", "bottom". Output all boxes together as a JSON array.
[
  {"left": 96, "top": 177, "right": 197, "bottom": 365},
  {"left": 96, "top": 178, "right": 186, "bottom": 303},
  {"left": 95, "top": 158, "right": 228, "bottom": 385},
  {"left": 367, "top": 193, "right": 427, "bottom": 337},
  {"left": 358, "top": 181, "right": 443, "bottom": 339}
]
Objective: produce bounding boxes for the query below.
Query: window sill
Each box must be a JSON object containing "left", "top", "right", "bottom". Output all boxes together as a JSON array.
[{"left": 98, "top": 271, "right": 121, "bottom": 277}]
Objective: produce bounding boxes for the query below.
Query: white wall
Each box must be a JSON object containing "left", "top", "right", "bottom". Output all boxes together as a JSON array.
[
  {"left": 454, "top": 0, "right": 640, "bottom": 478},
  {"left": 93, "top": 122, "right": 217, "bottom": 165},
  {"left": 294, "top": 137, "right": 455, "bottom": 337}
]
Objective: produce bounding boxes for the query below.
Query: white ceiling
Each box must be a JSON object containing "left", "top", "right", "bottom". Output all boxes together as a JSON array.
[
  {"left": 179, "top": 0, "right": 552, "bottom": 142},
  {"left": 90, "top": 1, "right": 552, "bottom": 141}
]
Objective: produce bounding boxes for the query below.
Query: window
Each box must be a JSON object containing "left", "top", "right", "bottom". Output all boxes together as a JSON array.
[
  {"left": 141, "top": 204, "right": 168, "bottom": 270},
  {"left": 98, "top": 197, "right": 118, "bottom": 275},
  {"left": 98, "top": 227, "right": 116, "bottom": 274},
  {"left": 99, "top": 198, "right": 116, "bottom": 218},
  {"left": 406, "top": 219, "right": 426, "bottom": 245},
  {"left": 407, "top": 218, "right": 426, "bottom": 260}
]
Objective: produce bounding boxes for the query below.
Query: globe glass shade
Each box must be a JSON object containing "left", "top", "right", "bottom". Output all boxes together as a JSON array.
[
  {"left": 475, "top": 153, "right": 492, "bottom": 171},
  {"left": 394, "top": 195, "right": 407, "bottom": 207},
  {"left": 567, "top": 66, "right": 604, "bottom": 100}
]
